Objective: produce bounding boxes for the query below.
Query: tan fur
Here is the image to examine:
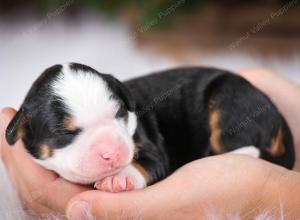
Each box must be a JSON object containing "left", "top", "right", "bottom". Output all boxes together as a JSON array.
[
  {"left": 133, "top": 162, "right": 150, "bottom": 183},
  {"left": 16, "top": 126, "right": 25, "bottom": 141},
  {"left": 63, "top": 116, "right": 77, "bottom": 131},
  {"left": 268, "top": 128, "right": 285, "bottom": 157},
  {"left": 15, "top": 110, "right": 28, "bottom": 141},
  {"left": 39, "top": 144, "right": 53, "bottom": 160},
  {"left": 209, "top": 110, "right": 224, "bottom": 154}
]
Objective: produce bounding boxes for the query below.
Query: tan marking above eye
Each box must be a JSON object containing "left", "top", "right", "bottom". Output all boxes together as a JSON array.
[
  {"left": 209, "top": 110, "right": 224, "bottom": 154},
  {"left": 39, "top": 144, "right": 53, "bottom": 160},
  {"left": 63, "top": 116, "right": 77, "bottom": 131},
  {"left": 267, "top": 127, "right": 285, "bottom": 157}
]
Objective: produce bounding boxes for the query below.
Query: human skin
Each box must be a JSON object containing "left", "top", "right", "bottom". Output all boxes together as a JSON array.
[
  {"left": 0, "top": 69, "right": 300, "bottom": 219},
  {"left": 66, "top": 155, "right": 300, "bottom": 219},
  {"left": 0, "top": 108, "right": 90, "bottom": 215}
]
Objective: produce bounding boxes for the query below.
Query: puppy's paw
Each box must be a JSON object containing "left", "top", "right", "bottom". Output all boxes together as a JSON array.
[
  {"left": 94, "top": 175, "right": 135, "bottom": 192},
  {"left": 94, "top": 164, "right": 147, "bottom": 193},
  {"left": 230, "top": 146, "right": 260, "bottom": 158}
]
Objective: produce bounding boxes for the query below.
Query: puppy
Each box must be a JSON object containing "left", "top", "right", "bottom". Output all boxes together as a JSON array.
[{"left": 6, "top": 63, "right": 295, "bottom": 192}]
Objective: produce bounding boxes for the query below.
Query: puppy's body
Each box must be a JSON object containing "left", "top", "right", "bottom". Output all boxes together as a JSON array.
[
  {"left": 126, "top": 68, "right": 294, "bottom": 184},
  {"left": 6, "top": 64, "right": 295, "bottom": 191}
]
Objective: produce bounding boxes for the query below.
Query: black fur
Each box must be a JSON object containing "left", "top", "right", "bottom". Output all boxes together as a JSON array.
[
  {"left": 6, "top": 64, "right": 134, "bottom": 159},
  {"left": 125, "top": 67, "right": 295, "bottom": 184},
  {"left": 70, "top": 63, "right": 136, "bottom": 112}
]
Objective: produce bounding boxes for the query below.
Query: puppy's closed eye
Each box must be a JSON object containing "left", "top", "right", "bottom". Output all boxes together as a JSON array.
[
  {"left": 116, "top": 107, "right": 128, "bottom": 119},
  {"left": 64, "top": 128, "right": 82, "bottom": 136}
]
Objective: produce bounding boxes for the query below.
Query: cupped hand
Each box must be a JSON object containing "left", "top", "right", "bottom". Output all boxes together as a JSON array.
[
  {"left": 66, "top": 154, "right": 300, "bottom": 219},
  {"left": 2, "top": 69, "right": 300, "bottom": 219},
  {"left": 0, "top": 108, "right": 91, "bottom": 216}
]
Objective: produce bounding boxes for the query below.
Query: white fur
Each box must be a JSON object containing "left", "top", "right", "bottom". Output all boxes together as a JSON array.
[
  {"left": 35, "top": 64, "right": 138, "bottom": 184},
  {"left": 230, "top": 146, "right": 260, "bottom": 158},
  {"left": 35, "top": 121, "right": 137, "bottom": 184},
  {"left": 127, "top": 112, "right": 137, "bottom": 136},
  {"left": 52, "top": 64, "right": 118, "bottom": 126},
  {"left": 118, "top": 164, "right": 147, "bottom": 189}
]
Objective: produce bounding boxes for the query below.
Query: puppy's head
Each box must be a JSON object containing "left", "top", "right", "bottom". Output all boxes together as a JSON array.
[{"left": 6, "top": 63, "right": 137, "bottom": 184}]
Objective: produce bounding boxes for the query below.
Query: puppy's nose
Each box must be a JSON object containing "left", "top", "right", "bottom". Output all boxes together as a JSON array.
[
  {"left": 99, "top": 150, "right": 120, "bottom": 162},
  {"left": 101, "top": 152, "right": 115, "bottom": 160}
]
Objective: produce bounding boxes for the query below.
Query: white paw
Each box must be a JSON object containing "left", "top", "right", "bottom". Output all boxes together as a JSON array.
[
  {"left": 230, "top": 146, "right": 260, "bottom": 158},
  {"left": 94, "top": 164, "right": 147, "bottom": 192}
]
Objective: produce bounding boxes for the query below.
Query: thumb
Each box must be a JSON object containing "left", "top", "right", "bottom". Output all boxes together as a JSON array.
[
  {"left": 66, "top": 188, "right": 156, "bottom": 220},
  {"left": 65, "top": 160, "right": 207, "bottom": 220},
  {"left": 0, "top": 107, "right": 57, "bottom": 180},
  {"left": 0, "top": 107, "right": 17, "bottom": 162},
  {"left": 0, "top": 107, "right": 16, "bottom": 134}
]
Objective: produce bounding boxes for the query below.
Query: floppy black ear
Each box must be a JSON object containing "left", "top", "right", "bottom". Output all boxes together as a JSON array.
[
  {"left": 115, "top": 81, "right": 136, "bottom": 111},
  {"left": 103, "top": 74, "right": 136, "bottom": 111},
  {"left": 5, "top": 108, "right": 28, "bottom": 145}
]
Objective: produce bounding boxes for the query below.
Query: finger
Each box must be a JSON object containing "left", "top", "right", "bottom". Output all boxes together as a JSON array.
[
  {"left": 66, "top": 189, "right": 154, "bottom": 220},
  {"left": 30, "top": 178, "right": 91, "bottom": 214},
  {"left": 1, "top": 108, "right": 90, "bottom": 214},
  {"left": 0, "top": 107, "right": 58, "bottom": 184},
  {"left": 0, "top": 107, "right": 17, "bottom": 160},
  {"left": 66, "top": 155, "right": 279, "bottom": 220},
  {"left": 66, "top": 166, "right": 204, "bottom": 220},
  {"left": 65, "top": 158, "right": 221, "bottom": 220}
]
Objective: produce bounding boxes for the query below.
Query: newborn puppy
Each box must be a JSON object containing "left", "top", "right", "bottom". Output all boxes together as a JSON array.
[{"left": 6, "top": 63, "right": 295, "bottom": 192}]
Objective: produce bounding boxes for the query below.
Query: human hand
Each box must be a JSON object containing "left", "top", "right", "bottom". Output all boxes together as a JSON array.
[
  {"left": 0, "top": 108, "right": 91, "bottom": 216},
  {"left": 3, "top": 69, "right": 300, "bottom": 219},
  {"left": 66, "top": 154, "right": 300, "bottom": 219}
]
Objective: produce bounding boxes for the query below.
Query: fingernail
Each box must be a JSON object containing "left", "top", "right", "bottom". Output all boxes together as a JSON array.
[{"left": 67, "top": 201, "right": 91, "bottom": 220}]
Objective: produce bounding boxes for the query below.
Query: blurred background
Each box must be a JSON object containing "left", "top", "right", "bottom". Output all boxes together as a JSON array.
[{"left": 0, "top": 0, "right": 299, "bottom": 109}]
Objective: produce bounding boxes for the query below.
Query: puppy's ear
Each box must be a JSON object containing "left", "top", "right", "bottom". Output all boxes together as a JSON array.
[
  {"left": 115, "top": 81, "right": 136, "bottom": 112},
  {"left": 5, "top": 108, "right": 28, "bottom": 145},
  {"left": 103, "top": 74, "right": 136, "bottom": 111}
]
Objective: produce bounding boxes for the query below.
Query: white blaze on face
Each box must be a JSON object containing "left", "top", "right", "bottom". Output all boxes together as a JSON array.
[
  {"left": 53, "top": 64, "right": 117, "bottom": 126},
  {"left": 35, "top": 64, "right": 137, "bottom": 184}
]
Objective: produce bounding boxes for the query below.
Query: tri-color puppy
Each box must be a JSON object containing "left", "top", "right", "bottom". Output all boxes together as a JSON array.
[{"left": 6, "top": 63, "right": 295, "bottom": 192}]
